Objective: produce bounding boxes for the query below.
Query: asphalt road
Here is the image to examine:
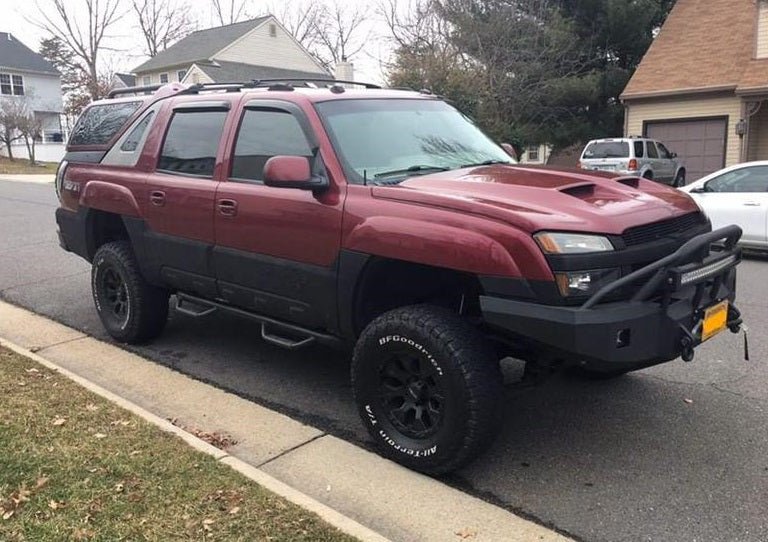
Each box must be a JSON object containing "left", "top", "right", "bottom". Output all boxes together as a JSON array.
[{"left": 2, "top": 178, "right": 767, "bottom": 542}]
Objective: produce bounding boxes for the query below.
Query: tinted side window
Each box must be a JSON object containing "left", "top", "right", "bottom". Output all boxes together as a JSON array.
[
  {"left": 69, "top": 101, "right": 142, "bottom": 146},
  {"left": 707, "top": 167, "right": 768, "bottom": 193},
  {"left": 633, "top": 141, "right": 644, "bottom": 158},
  {"left": 120, "top": 112, "right": 154, "bottom": 152},
  {"left": 231, "top": 109, "right": 312, "bottom": 182},
  {"left": 657, "top": 143, "right": 671, "bottom": 159},
  {"left": 158, "top": 111, "right": 228, "bottom": 178},
  {"left": 646, "top": 142, "right": 659, "bottom": 158}
]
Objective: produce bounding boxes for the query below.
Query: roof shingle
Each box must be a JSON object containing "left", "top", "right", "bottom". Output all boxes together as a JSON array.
[
  {"left": 195, "top": 61, "right": 330, "bottom": 83},
  {"left": 0, "top": 32, "right": 59, "bottom": 75},
  {"left": 622, "top": 0, "right": 757, "bottom": 99},
  {"left": 133, "top": 16, "right": 270, "bottom": 73}
]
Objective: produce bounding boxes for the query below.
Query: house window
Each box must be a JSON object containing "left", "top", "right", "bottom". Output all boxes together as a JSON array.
[
  {"left": 177, "top": 70, "right": 187, "bottom": 82},
  {"left": 159, "top": 73, "right": 169, "bottom": 84},
  {"left": 269, "top": 23, "right": 277, "bottom": 37},
  {"left": 142, "top": 75, "right": 152, "bottom": 86},
  {"left": 0, "top": 73, "right": 24, "bottom": 96},
  {"left": 527, "top": 145, "right": 540, "bottom": 162}
]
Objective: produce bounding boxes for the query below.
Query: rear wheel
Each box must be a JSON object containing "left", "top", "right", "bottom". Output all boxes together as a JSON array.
[
  {"left": 92, "top": 241, "right": 169, "bottom": 344},
  {"left": 352, "top": 305, "right": 503, "bottom": 474}
]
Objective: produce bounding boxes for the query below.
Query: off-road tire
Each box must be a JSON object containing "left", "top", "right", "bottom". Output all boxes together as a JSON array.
[
  {"left": 91, "top": 241, "right": 169, "bottom": 344},
  {"left": 352, "top": 305, "right": 503, "bottom": 474}
]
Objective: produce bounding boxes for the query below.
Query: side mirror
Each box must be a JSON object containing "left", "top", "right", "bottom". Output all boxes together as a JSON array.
[
  {"left": 500, "top": 143, "right": 518, "bottom": 161},
  {"left": 689, "top": 186, "right": 705, "bottom": 194},
  {"left": 671, "top": 152, "right": 678, "bottom": 158},
  {"left": 263, "top": 155, "right": 327, "bottom": 191}
]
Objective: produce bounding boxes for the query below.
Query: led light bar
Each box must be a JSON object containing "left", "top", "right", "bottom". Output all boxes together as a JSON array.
[{"left": 679, "top": 255, "right": 738, "bottom": 286}]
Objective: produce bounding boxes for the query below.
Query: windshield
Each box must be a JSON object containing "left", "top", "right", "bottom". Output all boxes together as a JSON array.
[
  {"left": 583, "top": 141, "right": 630, "bottom": 159},
  {"left": 315, "top": 99, "right": 514, "bottom": 183}
]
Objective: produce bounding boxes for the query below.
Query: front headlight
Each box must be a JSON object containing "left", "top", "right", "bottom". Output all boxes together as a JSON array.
[
  {"left": 535, "top": 232, "right": 614, "bottom": 254},
  {"left": 555, "top": 268, "right": 621, "bottom": 297}
]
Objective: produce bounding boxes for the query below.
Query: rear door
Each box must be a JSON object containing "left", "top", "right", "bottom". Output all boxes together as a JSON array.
[
  {"left": 212, "top": 99, "right": 345, "bottom": 330},
  {"left": 143, "top": 100, "right": 231, "bottom": 297},
  {"left": 696, "top": 165, "right": 768, "bottom": 245}
]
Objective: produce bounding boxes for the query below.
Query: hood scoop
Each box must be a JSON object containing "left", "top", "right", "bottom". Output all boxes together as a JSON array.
[
  {"left": 558, "top": 182, "right": 596, "bottom": 198},
  {"left": 616, "top": 177, "right": 640, "bottom": 189}
]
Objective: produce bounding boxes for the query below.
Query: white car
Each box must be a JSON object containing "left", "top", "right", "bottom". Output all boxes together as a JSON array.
[{"left": 680, "top": 161, "right": 768, "bottom": 250}]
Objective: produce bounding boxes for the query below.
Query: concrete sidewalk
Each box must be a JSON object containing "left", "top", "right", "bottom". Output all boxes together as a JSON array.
[
  {"left": 0, "top": 174, "right": 55, "bottom": 184},
  {"left": 0, "top": 300, "right": 572, "bottom": 542}
]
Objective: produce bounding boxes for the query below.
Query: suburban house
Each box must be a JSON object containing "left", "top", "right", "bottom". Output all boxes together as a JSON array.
[
  {"left": 622, "top": 0, "right": 768, "bottom": 181},
  {"left": 131, "top": 16, "right": 333, "bottom": 87},
  {"left": 0, "top": 32, "right": 64, "bottom": 160},
  {"left": 519, "top": 144, "right": 552, "bottom": 165},
  {"left": 111, "top": 73, "right": 137, "bottom": 90}
]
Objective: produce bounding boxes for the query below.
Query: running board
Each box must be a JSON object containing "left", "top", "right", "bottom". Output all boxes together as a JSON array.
[{"left": 174, "top": 293, "right": 343, "bottom": 350}]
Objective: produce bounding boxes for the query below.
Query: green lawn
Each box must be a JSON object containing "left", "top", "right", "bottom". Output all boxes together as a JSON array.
[
  {"left": 0, "top": 347, "right": 357, "bottom": 542},
  {"left": 0, "top": 156, "right": 58, "bottom": 175}
]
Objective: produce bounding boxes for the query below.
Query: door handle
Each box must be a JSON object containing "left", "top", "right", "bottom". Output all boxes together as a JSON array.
[
  {"left": 743, "top": 201, "right": 762, "bottom": 206},
  {"left": 218, "top": 198, "right": 238, "bottom": 216},
  {"left": 150, "top": 190, "right": 166, "bottom": 207}
]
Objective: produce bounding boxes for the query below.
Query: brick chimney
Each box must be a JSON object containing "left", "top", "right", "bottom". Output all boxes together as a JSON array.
[{"left": 334, "top": 57, "right": 354, "bottom": 84}]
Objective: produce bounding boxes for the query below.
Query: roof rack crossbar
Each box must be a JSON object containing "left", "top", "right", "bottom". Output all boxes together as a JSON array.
[
  {"left": 107, "top": 84, "right": 164, "bottom": 98},
  {"left": 251, "top": 78, "right": 381, "bottom": 89}
]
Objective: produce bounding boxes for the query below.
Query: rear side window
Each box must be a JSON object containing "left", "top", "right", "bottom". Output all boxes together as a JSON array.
[
  {"left": 69, "top": 101, "right": 142, "bottom": 146},
  {"left": 633, "top": 141, "right": 644, "bottom": 158},
  {"left": 158, "top": 111, "right": 228, "bottom": 178},
  {"left": 231, "top": 109, "right": 312, "bottom": 182},
  {"left": 583, "top": 141, "right": 630, "bottom": 159},
  {"left": 120, "top": 112, "right": 154, "bottom": 152}
]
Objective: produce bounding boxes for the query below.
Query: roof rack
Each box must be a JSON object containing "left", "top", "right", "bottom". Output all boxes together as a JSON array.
[{"left": 107, "top": 84, "right": 164, "bottom": 98}]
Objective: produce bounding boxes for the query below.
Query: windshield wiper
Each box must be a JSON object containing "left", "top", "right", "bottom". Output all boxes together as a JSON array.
[
  {"left": 373, "top": 165, "right": 450, "bottom": 179},
  {"left": 460, "top": 159, "right": 510, "bottom": 168}
]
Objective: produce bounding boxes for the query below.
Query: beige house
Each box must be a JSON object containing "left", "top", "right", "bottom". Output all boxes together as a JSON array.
[
  {"left": 132, "top": 16, "right": 331, "bottom": 87},
  {"left": 622, "top": 0, "right": 768, "bottom": 181},
  {"left": 519, "top": 144, "right": 553, "bottom": 165}
]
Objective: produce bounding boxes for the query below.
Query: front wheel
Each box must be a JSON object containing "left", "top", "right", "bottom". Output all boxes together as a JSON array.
[
  {"left": 673, "top": 170, "right": 686, "bottom": 187},
  {"left": 92, "top": 241, "right": 169, "bottom": 344},
  {"left": 352, "top": 305, "right": 503, "bottom": 474}
]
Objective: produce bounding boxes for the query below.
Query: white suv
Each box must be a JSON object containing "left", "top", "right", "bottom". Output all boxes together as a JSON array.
[{"left": 579, "top": 137, "right": 686, "bottom": 187}]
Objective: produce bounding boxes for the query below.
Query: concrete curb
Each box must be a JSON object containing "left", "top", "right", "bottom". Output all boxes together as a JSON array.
[{"left": 0, "top": 337, "right": 391, "bottom": 542}]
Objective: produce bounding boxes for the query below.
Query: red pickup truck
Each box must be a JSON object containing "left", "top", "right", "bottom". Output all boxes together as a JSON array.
[{"left": 55, "top": 81, "right": 743, "bottom": 474}]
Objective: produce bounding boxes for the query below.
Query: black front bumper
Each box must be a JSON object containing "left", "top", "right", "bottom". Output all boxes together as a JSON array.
[{"left": 481, "top": 226, "right": 743, "bottom": 370}]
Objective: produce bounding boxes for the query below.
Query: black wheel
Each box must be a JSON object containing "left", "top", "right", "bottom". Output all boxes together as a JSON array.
[
  {"left": 92, "top": 241, "right": 169, "bottom": 344},
  {"left": 673, "top": 170, "right": 686, "bottom": 187},
  {"left": 642, "top": 171, "right": 654, "bottom": 180},
  {"left": 352, "top": 305, "right": 503, "bottom": 474}
]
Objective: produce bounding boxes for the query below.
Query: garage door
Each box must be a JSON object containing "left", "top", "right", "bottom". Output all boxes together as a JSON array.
[{"left": 645, "top": 118, "right": 727, "bottom": 181}]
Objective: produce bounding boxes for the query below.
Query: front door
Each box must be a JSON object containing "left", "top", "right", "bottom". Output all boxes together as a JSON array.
[
  {"left": 143, "top": 102, "right": 231, "bottom": 297},
  {"left": 213, "top": 100, "right": 345, "bottom": 330}
]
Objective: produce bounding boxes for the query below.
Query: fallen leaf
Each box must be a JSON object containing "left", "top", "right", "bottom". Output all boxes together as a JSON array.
[
  {"left": 114, "top": 483, "right": 124, "bottom": 493},
  {"left": 48, "top": 500, "right": 65, "bottom": 510},
  {"left": 455, "top": 528, "right": 477, "bottom": 539},
  {"left": 36, "top": 477, "right": 49, "bottom": 489},
  {"left": 130, "top": 450, "right": 141, "bottom": 456},
  {"left": 203, "top": 518, "right": 215, "bottom": 525},
  {"left": 228, "top": 506, "right": 240, "bottom": 515},
  {"left": 52, "top": 417, "right": 66, "bottom": 426},
  {"left": 94, "top": 433, "right": 107, "bottom": 439},
  {"left": 85, "top": 403, "right": 99, "bottom": 412},
  {"left": 683, "top": 398, "right": 694, "bottom": 404},
  {"left": 25, "top": 368, "right": 39, "bottom": 374},
  {"left": 2, "top": 510, "right": 13, "bottom": 520},
  {"left": 110, "top": 419, "right": 131, "bottom": 427}
]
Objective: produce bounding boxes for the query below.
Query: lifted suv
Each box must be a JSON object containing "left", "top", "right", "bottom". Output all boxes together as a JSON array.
[
  {"left": 580, "top": 137, "right": 686, "bottom": 186},
  {"left": 56, "top": 81, "right": 743, "bottom": 474}
]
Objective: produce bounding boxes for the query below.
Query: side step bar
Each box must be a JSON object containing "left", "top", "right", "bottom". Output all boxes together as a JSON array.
[{"left": 174, "top": 293, "right": 344, "bottom": 350}]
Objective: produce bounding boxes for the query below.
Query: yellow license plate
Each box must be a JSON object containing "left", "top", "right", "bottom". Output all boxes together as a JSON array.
[{"left": 702, "top": 300, "right": 729, "bottom": 341}]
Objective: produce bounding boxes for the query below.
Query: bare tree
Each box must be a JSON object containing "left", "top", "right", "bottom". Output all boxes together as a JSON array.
[
  {"left": 33, "top": 0, "right": 124, "bottom": 100},
  {"left": 0, "top": 99, "right": 26, "bottom": 161},
  {"left": 272, "top": 0, "right": 325, "bottom": 52},
  {"left": 314, "top": 1, "right": 368, "bottom": 67},
  {"left": 211, "top": 0, "right": 249, "bottom": 26},
  {"left": 18, "top": 110, "right": 44, "bottom": 166},
  {"left": 132, "top": 0, "right": 196, "bottom": 56}
]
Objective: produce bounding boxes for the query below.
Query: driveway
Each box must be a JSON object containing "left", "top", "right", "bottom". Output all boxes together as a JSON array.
[{"left": 2, "top": 178, "right": 766, "bottom": 542}]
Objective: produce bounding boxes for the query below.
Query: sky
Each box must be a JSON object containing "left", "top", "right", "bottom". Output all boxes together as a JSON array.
[{"left": 3, "top": 0, "right": 396, "bottom": 84}]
